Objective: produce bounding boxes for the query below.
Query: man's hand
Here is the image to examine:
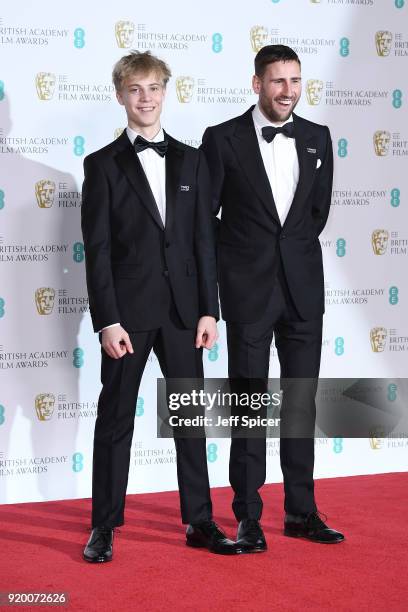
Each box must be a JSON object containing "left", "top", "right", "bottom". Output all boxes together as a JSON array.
[
  {"left": 195, "top": 316, "right": 218, "bottom": 350},
  {"left": 102, "top": 325, "right": 134, "bottom": 359}
]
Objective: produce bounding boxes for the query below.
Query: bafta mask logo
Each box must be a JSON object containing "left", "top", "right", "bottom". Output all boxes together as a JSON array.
[
  {"left": 373, "top": 130, "right": 391, "bottom": 157},
  {"left": 175, "top": 77, "right": 195, "bottom": 103},
  {"left": 369, "top": 427, "right": 385, "bottom": 450},
  {"left": 250, "top": 26, "right": 268, "bottom": 53},
  {"left": 115, "top": 20, "right": 135, "bottom": 48},
  {"left": 35, "top": 393, "right": 55, "bottom": 421},
  {"left": 370, "top": 327, "right": 387, "bottom": 353},
  {"left": 306, "top": 79, "right": 324, "bottom": 105},
  {"left": 371, "top": 229, "right": 389, "bottom": 255},
  {"left": 35, "top": 72, "right": 56, "bottom": 100},
  {"left": 375, "top": 31, "right": 393, "bottom": 57},
  {"left": 114, "top": 128, "right": 124, "bottom": 139},
  {"left": 35, "top": 179, "right": 55, "bottom": 208},
  {"left": 35, "top": 287, "right": 56, "bottom": 315}
]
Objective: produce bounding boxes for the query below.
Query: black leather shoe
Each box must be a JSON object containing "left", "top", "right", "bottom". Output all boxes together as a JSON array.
[
  {"left": 284, "top": 511, "right": 345, "bottom": 544},
  {"left": 236, "top": 519, "right": 267, "bottom": 553},
  {"left": 83, "top": 527, "right": 114, "bottom": 562},
  {"left": 186, "top": 521, "right": 241, "bottom": 555}
]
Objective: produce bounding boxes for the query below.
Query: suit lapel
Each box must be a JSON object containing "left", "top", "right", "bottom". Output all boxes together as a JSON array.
[
  {"left": 283, "top": 114, "right": 318, "bottom": 228},
  {"left": 229, "top": 110, "right": 281, "bottom": 225},
  {"left": 164, "top": 133, "right": 184, "bottom": 236},
  {"left": 115, "top": 131, "right": 164, "bottom": 230}
]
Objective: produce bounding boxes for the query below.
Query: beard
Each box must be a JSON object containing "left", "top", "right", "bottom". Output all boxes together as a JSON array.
[{"left": 259, "top": 95, "right": 299, "bottom": 124}]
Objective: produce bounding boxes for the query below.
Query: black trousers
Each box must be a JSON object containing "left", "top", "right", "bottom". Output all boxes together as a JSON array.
[
  {"left": 227, "top": 266, "right": 322, "bottom": 520},
  {"left": 91, "top": 293, "right": 212, "bottom": 528}
]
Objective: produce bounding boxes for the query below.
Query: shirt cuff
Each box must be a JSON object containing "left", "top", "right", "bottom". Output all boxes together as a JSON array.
[{"left": 98, "top": 323, "right": 120, "bottom": 333}]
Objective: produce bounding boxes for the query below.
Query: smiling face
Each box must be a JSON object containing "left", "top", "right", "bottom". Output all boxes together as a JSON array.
[
  {"left": 116, "top": 71, "right": 166, "bottom": 136},
  {"left": 252, "top": 60, "right": 301, "bottom": 124}
]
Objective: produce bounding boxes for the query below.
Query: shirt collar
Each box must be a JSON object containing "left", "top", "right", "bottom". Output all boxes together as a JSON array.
[
  {"left": 252, "top": 103, "right": 293, "bottom": 137},
  {"left": 126, "top": 125, "right": 164, "bottom": 146}
]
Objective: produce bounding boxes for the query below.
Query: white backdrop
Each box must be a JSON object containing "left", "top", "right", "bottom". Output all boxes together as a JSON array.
[{"left": 0, "top": 0, "right": 407, "bottom": 505}]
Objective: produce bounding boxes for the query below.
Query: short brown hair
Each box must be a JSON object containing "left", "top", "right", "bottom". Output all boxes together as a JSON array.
[
  {"left": 255, "top": 44, "right": 301, "bottom": 77},
  {"left": 112, "top": 50, "right": 172, "bottom": 91}
]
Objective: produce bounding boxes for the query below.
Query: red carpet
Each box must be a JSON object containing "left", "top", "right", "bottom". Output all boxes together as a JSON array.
[{"left": 0, "top": 473, "right": 407, "bottom": 611}]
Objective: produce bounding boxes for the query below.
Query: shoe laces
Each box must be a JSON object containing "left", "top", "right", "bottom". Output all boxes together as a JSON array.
[
  {"left": 92, "top": 527, "right": 113, "bottom": 545},
  {"left": 244, "top": 519, "right": 262, "bottom": 536},
  {"left": 305, "top": 511, "right": 328, "bottom": 530},
  {"left": 197, "top": 520, "right": 226, "bottom": 538}
]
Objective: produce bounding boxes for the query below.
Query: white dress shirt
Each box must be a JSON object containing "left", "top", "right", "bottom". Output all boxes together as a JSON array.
[
  {"left": 100, "top": 125, "right": 166, "bottom": 333},
  {"left": 252, "top": 103, "right": 299, "bottom": 226},
  {"left": 126, "top": 125, "right": 166, "bottom": 225}
]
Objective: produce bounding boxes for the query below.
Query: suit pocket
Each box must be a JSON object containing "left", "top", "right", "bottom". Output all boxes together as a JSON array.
[{"left": 186, "top": 258, "right": 197, "bottom": 276}]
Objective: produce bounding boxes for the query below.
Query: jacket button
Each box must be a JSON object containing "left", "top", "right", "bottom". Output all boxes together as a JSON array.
[
  {"left": 281, "top": 234, "right": 287, "bottom": 240},
  {"left": 163, "top": 269, "right": 169, "bottom": 277},
  {"left": 165, "top": 241, "right": 171, "bottom": 248}
]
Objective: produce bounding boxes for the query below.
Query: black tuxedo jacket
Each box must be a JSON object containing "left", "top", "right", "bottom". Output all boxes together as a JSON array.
[
  {"left": 201, "top": 107, "right": 333, "bottom": 323},
  {"left": 81, "top": 131, "right": 219, "bottom": 332}
]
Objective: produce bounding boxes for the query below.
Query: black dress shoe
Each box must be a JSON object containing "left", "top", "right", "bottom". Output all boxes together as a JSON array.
[
  {"left": 284, "top": 511, "right": 345, "bottom": 544},
  {"left": 236, "top": 519, "right": 267, "bottom": 553},
  {"left": 186, "top": 521, "right": 241, "bottom": 555},
  {"left": 83, "top": 526, "right": 114, "bottom": 563}
]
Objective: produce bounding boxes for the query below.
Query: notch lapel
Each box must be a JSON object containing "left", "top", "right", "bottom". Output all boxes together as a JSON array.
[
  {"left": 164, "top": 133, "right": 184, "bottom": 236},
  {"left": 115, "top": 132, "right": 164, "bottom": 230},
  {"left": 283, "top": 114, "right": 318, "bottom": 229},
  {"left": 229, "top": 112, "right": 281, "bottom": 225}
]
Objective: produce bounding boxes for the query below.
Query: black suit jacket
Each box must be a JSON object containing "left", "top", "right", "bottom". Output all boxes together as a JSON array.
[
  {"left": 201, "top": 107, "right": 333, "bottom": 323},
  {"left": 81, "top": 131, "right": 219, "bottom": 332}
]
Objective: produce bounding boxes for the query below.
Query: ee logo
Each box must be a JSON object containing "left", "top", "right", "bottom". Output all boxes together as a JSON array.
[
  {"left": 73, "top": 135, "right": 85, "bottom": 156},
  {"left": 72, "top": 452, "right": 84, "bottom": 472},
  {"left": 73, "top": 242, "right": 84, "bottom": 263},
  {"left": 136, "top": 397, "right": 145, "bottom": 417},
  {"left": 73, "top": 348, "right": 84, "bottom": 368},
  {"left": 392, "top": 89, "right": 402, "bottom": 109},
  {"left": 74, "top": 28, "right": 85, "bottom": 49},
  {"left": 336, "top": 238, "right": 346, "bottom": 257},
  {"left": 334, "top": 337, "right": 344, "bottom": 356},
  {"left": 212, "top": 33, "right": 223, "bottom": 53},
  {"left": 339, "top": 38, "right": 350, "bottom": 57},
  {"left": 207, "top": 443, "right": 218, "bottom": 462},
  {"left": 387, "top": 384, "right": 397, "bottom": 401},
  {"left": 391, "top": 188, "right": 400, "bottom": 207},
  {"left": 338, "top": 138, "right": 348, "bottom": 158},
  {"left": 389, "top": 286, "right": 399, "bottom": 305},
  {"left": 208, "top": 343, "right": 219, "bottom": 362}
]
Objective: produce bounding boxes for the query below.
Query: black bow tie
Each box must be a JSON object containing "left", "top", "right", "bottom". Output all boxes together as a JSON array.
[
  {"left": 261, "top": 123, "right": 295, "bottom": 143},
  {"left": 134, "top": 135, "right": 168, "bottom": 157}
]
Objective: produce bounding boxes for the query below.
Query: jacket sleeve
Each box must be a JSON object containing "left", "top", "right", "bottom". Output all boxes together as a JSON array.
[
  {"left": 200, "top": 127, "right": 225, "bottom": 236},
  {"left": 311, "top": 126, "right": 333, "bottom": 236},
  {"left": 194, "top": 149, "right": 220, "bottom": 321},
  {"left": 81, "top": 154, "right": 121, "bottom": 332}
]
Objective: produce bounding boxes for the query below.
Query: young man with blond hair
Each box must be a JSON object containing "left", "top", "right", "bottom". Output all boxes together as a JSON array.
[{"left": 81, "top": 51, "right": 240, "bottom": 562}]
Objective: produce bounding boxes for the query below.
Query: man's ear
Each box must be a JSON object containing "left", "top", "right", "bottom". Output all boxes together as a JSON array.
[
  {"left": 252, "top": 74, "right": 261, "bottom": 95},
  {"left": 116, "top": 89, "right": 124, "bottom": 106}
]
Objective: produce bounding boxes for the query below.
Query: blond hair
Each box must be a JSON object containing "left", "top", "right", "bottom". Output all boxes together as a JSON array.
[{"left": 112, "top": 50, "right": 171, "bottom": 91}]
